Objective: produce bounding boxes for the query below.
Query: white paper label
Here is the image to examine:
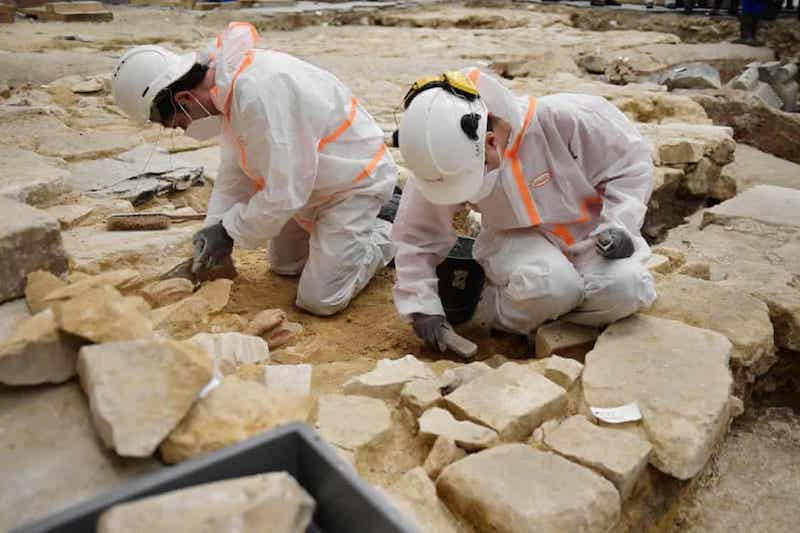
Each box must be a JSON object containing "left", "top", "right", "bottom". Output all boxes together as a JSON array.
[{"left": 590, "top": 402, "right": 642, "bottom": 424}]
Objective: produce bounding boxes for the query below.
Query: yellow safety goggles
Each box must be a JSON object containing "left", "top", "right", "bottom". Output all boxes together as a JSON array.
[{"left": 402, "top": 70, "right": 480, "bottom": 110}]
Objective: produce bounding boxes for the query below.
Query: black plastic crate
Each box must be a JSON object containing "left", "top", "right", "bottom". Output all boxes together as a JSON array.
[{"left": 13, "top": 422, "right": 420, "bottom": 533}]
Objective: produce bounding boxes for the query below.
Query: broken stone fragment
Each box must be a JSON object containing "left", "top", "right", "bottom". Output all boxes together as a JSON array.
[
  {"left": 189, "top": 332, "right": 270, "bottom": 377},
  {"left": 534, "top": 320, "right": 599, "bottom": 360},
  {"left": 193, "top": 279, "right": 233, "bottom": 313},
  {"left": 140, "top": 278, "right": 194, "bottom": 307},
  {"left": 726, "top": 67, "right": 759, "bottom": 91},
  {"left": 0, "top": 198, "right": 68, "bottom": 303},
  {"left": 702, "top": 184, "right": 800, "bottom": 230},
  {"left": 655, "top": 138, "right": 705, "bottom": 165},
  {"left": 244, "top": 309, "right": 286, "bottom": 337},
  {"left": 646, "top": 254, "right": 672, "bottom": 275},
  {"left": 97, "top": 473, "right": 315, "bottom": 533},
  {"left": 423, "top": 436, "right": 466, "bottom": 480},
  {"left": 151, "top": 279, "right": 232, "bottom": 335},
  {"left": 544, "top": 355, "right": 584, "bottom": 390},
  {"left": 0, "top": 309, "right": 84, "bottom": 385},
  {"left": 644, "top": 274, "right": 774, "bottom": 372},
  {"left": 343, "top": 354, "right": 436, "bottom": 399},
  {"left": 662, "top": 62, "right": 722, "bottom": 91},
  {"left": 753, "top": 81, "right": 783, "bottom": 109},
  {"left": 387, "top": 467, "right": 463, "bottom": 533},
  {"left": 418, "top": 407, "right": 498, "bottom": 452},
  {"left": 44, "top": 204, "right": 94, "bottom": 229},
  {"left": 161, "top": 376, "right": 314, "bottom": 464},
  {"left": 78, "top": 339, "right": 213, "bottom": 457},
  {"left": 265, "top": 320, "right": 304, "bottom": 350},
  {"left": 443, "top": 363, "right": 567, "bottom": 442},
  {"left": 43, "top": 269, "right": 141, "bottom": 303},
  {"left": 438, "top": 444, "right": 620, "bottom": 533},
  {"left": 315, "top": 394, "right": 391, "bottom": 454},
  {"left": 676, "top": 261, "right": 711, "bottom": 280},
  {"left": 438, "top": 361, "right": 492, "bottom": 395},
  {"left": 263, "top": 363, "right": 312, "bottom": 396},
  {"left": 25, "top": 270, "right": 67, "bottom": 314},
  {"left": 401, "top": 378, "right": 442, "bottom": 416},
  {"left": 0, "top": 146, "right": 71, "bottom": 207},
  {"left": 583, "top": 314, "right": 733, "bottom": 480},
  {"left": 55, "top": 285, "right": 154, "bottom": 343},
  {"left": 544, "top": 415, "right": 652, "bottom": 501}
]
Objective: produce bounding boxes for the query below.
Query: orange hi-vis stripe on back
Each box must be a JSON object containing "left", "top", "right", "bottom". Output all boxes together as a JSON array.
[
  {"left": 318, "top": 97, "right": 357, "bottom": 151},
  {"left": 505, "top": 96, "right": 541, "bottom": 226},
  {"left": 224, "top": 51, "right": 255, "bottom": 121},
  {"left": 353, "top": 144, "right": 387, "bottom": 185},
  {"left": 550, "top": 197, "right": 604, "bottom": 246}
]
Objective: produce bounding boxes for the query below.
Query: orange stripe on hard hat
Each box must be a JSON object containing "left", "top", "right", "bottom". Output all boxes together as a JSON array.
[
  {"left": 224, "top": 51, "right": 255, "bottom": 121},
  {"left": 469, "top": 68, "right": 480, "bottom": 84},
  {"left": 318, "top": 97, "right": 357, "bottom": 152},
  {"left": 505, "top": 96, "right": 541, "bottom": 226},
  {"left": 353, "top": 144, "right": 387, "bottom": 184}
]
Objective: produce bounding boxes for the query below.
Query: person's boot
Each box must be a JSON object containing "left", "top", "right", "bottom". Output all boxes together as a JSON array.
[
  {"left": 728, "top": 0, "right": 739, "bottom": 15},
  {"left": 733, "top": 14, "right": 752, "bottom": 44},
  {"left": 709, "top": 0, "right": 722, "bottom": 15},
  {"left": 684, "top": 0, "right": 695, "bottom": 13}
]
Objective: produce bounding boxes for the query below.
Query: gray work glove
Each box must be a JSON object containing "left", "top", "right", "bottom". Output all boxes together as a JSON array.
[
  {"left": 595, "top": 227, "right": 634, "bottom": 259},
  {"left": 412, "top": 313, "right": 447, "bottom": 353},
  {"left": 192, "top": 222, "right": 234, "bottom": 274}
]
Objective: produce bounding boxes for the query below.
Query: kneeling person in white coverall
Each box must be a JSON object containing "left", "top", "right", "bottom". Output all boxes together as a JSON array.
[
  {"left": 111, "top": 23, "right": 396, "bottom": 315},
  {"left": 393, "top": 70, "right": 657, "bottom": 351}
]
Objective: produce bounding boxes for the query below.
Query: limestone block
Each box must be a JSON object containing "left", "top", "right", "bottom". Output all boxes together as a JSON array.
[
  {"left": 0, "top": 299, "right": 30, "bottom": 345},
  {"left": 0, "top": 383, "right": 159, "bottom": 531},
  {"left": 190, "top": 332, "right": 270, "bottom": 378},
  {"left": 387, "top": 467, "right": 463, "bottom": 533},
  {"left": 24, "top": 270, "right": 66, "bottom": 314},
  {"left": 423, "top": 436, "right": 466, "bottom": 480},
  {"left": 544, "top": 355, "right": 584, "bottom": 389},
  {"left": 98, "top": 473, "right": 314, "bottom": 533},
  {"left": 55, "top": 285, "right": 153, "bottom": 343},
  {"left": 0, "top": 198, "right": 68, "bottom": 303},
  {"left": 579, "top": 54, "right": 607, "bottom": 74},
  {"left": 655, "top": 138, "right": 705, "bottom": 165},
  {"left": 78, "top": 339, "right": 214, "bottom": 457},
  {"left": 726, "top": 67, "right": 759, "bottom": 91},
  {"left": 437, "top": 444, "right": 620, "bottom": 533},
  {"left": 343, "top": 354, "right": 436, "bottom": 399},
  {"left": 161, "top": 376, "right": 314, "bottom": 464},
  {"left": 443, "top": 363, "right": 567, "bottom": 441},
  {"left": 438, "top": 361, "right": 492, "bottom": 395},
  {"left": 61, "top": 225, "right": 197, "bottom": 275},
  {"left": 0, "top": 146, "right": 70, "bottom": 206},
  {"left": 0, "top": 309, "right": 84, "bottom": 385},
  {"left": 644, "top": 274, "right": 774, "bottom": 371},
  {"left": 682, "top": 157, "right": 721, "bottom": 197},
  {"left": 43, "top": 269, "right": 141, "bottom": 303},
  {"left": 400, "top": 378, "right": 441, "bottom": 416},
  {"left": 651, "top": 246, "right": 686, "bottom": 269},
  {"left": 315, "top": 394, "right": 391, "bottom": 454},
  {"left": 754, "top": 81, "right": 783, "bottom": 109},
  {"left": 151, "top": 279, "right": 232, "bottom": 335},
  {"left": 663, "top": 63, "right": 722, "bottom": 90},
  {"left": 676, "top": 261, "right": 711, "bottom": 280},
  {"left": 244, "top": 309, "right": 286, "bottom": 336},
  {"left": 44, "top": 204, "right": 94, "bottom": 229},
  {"left": 263, "top": 364, "right": 312, "bottom": 396},
  {"left": 702, "top": 185, "right": 800, "bottom": 230},
  {"left": 583, "top": 315, "right": 733, "bottom": 479},
  {"left": 544, "top": 415, "right": 652, "bottom": 500},
  {"left": 774, "top": 80, "right": 798, "bottom": 113},
  {"left": 140, "top": 278, "right": 194, "bottom": 307},
  {"left": 653, "top": 166, "right": 684, "bottom": 192},
  {"left": 37, "top": 129, "right": 141, "bottom": 162},
  {"left": 419, "top": 407, "right": 498, "bottom": 452},
  {"left": 534, "top": 320, "right": 599, "bottom": 359}
]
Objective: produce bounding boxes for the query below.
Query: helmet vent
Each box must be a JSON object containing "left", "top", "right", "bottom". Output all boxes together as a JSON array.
[{"left": 460, "top": 113, "right": 481, "bottom": 141}]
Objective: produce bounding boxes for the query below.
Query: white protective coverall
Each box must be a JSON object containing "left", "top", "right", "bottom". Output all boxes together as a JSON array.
[
  {"left": 204, "top": 23, "right": 396, "bottom": 316},
  {"left": 392, "top": 68, "right": 657, "bottom": 334}
]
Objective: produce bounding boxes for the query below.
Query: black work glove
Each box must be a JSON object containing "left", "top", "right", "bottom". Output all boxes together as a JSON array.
[
  {"left": 192, "top": 222, "right": 234, "bottom": 274},
  {"left": 412, "top": 313, "right": 447, "bottom": 353},
  {"left": 595, "top": 227, "right": 635, "bottom": 259}
]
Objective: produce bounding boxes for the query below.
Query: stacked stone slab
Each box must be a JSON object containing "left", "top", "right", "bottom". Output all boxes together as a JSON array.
[
  {"left": 0, "top": 198, "right": 68, "bottom": 303},
  {"left": 664, "top": 185, "right": 800, "bottom": 354}
]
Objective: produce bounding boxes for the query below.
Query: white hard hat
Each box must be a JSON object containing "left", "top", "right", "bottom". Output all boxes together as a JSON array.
[
  {"left": 399, "top": 88, "right": 488, "bottom": 205},
  {"left": 111, "top": 45, "right": 196, "bottom": 124}
]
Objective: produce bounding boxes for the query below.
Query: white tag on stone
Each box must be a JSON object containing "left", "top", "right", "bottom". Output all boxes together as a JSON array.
[{"left": 590, "top": 402, "right": 642, "bottom": 424}]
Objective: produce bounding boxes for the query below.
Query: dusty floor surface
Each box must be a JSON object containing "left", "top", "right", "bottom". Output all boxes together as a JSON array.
[{"left": 1, "top": 1, "right": 798, "bottom": 531}]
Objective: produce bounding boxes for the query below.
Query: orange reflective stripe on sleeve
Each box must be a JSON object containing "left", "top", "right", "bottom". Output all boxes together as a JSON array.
[
  {"left": 318, "top": 97, "right": 357, "bottom": 152},
  {"left": 469, "top": 68, "right": 480, "bottom": 84},
  {"left": 505, "top": 96, "right": 541, "bottom": 226},
  {"left": 352, "top": 144, "right": 387, "bottom": 185},
  {"left": 224, "top": 51, "right": 255, "bottom": 121},
  {"left": 552, "top": 224, "right": 575, "bottom": 246}
]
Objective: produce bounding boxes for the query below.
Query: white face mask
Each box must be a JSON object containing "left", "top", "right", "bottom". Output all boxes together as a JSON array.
[
  {"left": 468, "top": 145, "right": 502, "bottom": 204},
  {"left": 180, "top": 93, "right": 221, "bottom": 141}
]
